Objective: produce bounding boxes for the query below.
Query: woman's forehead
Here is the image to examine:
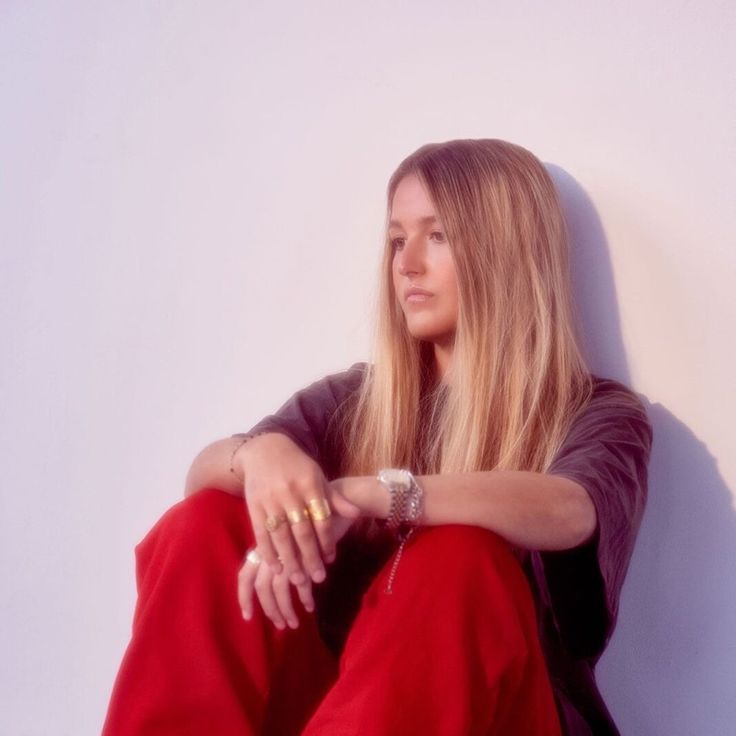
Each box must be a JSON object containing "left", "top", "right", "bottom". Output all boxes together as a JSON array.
[{"left": 390, "top": 178, "right": 439, "bottom": 227}]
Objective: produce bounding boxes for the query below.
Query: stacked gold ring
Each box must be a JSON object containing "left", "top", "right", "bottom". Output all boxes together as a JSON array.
[
  {"left": 287, "top": 506, "right": 311, "bottom": 524},
  {"left": 264, "top": 513, "right": 288, "bottom": 532},
  {"left": 306, "top": 497, "right": 332, "bottom": 522},
  {"left": 264, "top": 497, "right": 332, "bottom": 532}
]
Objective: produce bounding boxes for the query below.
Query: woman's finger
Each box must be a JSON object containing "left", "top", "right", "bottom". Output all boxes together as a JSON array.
[
  {"left": 263, "top": 507, "right": 307, "bottom": 584},
  {"left": 272, "top": 572, "right": 300, "bottom": 629},
  {"left": 292, "top": 573, "right": 316, "bottom": 614},
  {"left": 288, "top": 508, "right": 329, "bottom": 583},
  {"left": 237, "top": 553, "right": 260, "bottom": 621},
  {"left": 304, "top": 481, "right": 338, "bottom": 564},
  {"left": 248, "top": 503, "right": 285, "bottom": 574},
  {"left": 253, "top": 563, "right": 287, "bottom": 630}
]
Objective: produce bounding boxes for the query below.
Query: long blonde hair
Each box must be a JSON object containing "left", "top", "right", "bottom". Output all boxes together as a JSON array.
[{"left": 334, "top": 138, "right": 593, "bottom": 528}]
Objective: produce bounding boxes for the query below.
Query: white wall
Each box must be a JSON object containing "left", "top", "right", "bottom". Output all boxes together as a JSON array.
[{"left": 1, "top": 2, "right": 733, "bottom": 733}]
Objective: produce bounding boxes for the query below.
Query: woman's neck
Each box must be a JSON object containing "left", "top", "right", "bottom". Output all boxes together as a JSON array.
[{"left": 432, "top": 337, "right": 454, "bottom": 385}]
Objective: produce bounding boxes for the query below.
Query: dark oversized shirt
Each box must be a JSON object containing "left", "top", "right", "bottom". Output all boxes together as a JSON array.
[{"left": 233, "top": 362, "right": 654, "bottom": 735}]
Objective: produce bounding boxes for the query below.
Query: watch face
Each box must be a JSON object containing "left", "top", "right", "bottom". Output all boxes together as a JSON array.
[{"left": 380, "top": 468, "right": 410, "bottom": 487}]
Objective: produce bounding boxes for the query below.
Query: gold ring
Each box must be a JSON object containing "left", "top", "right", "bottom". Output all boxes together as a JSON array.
[
  {"left": 287, "top": 506, "right": 310, "bottom": 525},
  {"left": 264, "top": 513, "right": 288, "bottom": 532},
  {"left": 306, "top": 497, "right": 332, "bottom": 522}
]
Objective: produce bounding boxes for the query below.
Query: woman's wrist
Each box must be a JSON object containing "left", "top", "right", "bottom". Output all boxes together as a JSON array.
[
  {"left": 347, "top": 476, "right": 391, "bottom": 519},
  {"left": 374, "top": 470, "right": 426, "bottom": 530},
  {"left": 230, "top": 433, "right": 264, "bottom": 482},
  {"left": 231, "top": 431, "right": 291, "bottom": 481}
]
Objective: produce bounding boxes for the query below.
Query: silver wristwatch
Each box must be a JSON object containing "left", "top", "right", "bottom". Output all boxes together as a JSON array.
[{"left": 376, "top": 468, "right": 425, "bottom": 530}]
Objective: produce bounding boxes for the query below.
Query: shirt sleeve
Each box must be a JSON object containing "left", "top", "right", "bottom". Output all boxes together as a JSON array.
[
  {"left": 534, "top": 376, "right": 654, "bottom": 660},
  {"left": 232, "top": 361, "right": 368, "bottom": 475}
]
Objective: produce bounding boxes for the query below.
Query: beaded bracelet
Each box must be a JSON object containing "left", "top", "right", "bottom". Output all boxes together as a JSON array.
[{"left": 229, "top": 431, "right": 273, "bottom": 483}]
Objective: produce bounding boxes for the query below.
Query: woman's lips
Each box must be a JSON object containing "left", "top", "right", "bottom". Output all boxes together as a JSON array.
[{"left": 406, "top": 294, "right": 433, "bottom": 303}]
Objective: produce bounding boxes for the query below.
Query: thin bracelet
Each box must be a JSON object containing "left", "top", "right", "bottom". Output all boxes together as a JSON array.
[
  {"left": 384, "top": 526, "right": 416, "bottom": 595},
  {"left": 229, "top": 431, "right": 272, "bottom": 483}
]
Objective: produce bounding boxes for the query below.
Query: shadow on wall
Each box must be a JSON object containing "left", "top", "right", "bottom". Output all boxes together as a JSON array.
[{"left": 548, "top": 164, "right": 736, "bottom": 736}]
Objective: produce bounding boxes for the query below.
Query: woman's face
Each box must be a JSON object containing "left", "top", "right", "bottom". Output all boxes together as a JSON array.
[{"left": 389, "top": 174, "right": 459, "bottom": 356}]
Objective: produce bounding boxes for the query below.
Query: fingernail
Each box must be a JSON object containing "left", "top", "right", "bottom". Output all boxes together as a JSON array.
[
  {"left": 290, "top": 571, "right": 306, "bottom": 585},
  {"left": 312, "top": 568, "right": 325, "bottom": 583},
  {"left": 275, "top": 621, "right": 285, "bottom": 630},
  {"left": 305, "top": 602, "right": 314, "bottom": 613},
  {"left": 326, "top": 552, "right": 336, "bottom": 563},
  {"left": 242, "top": 609, "right": 250, "bottom": 620},
  {"left": 288, "top": 618, "right": 299, "bottom": 629}
]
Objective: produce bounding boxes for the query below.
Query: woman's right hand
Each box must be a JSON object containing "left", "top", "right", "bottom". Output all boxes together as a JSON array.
[
  {"left": 238, "top": 502, "right": 359, "bottom": 627},
  {"left": 235, "top": 432, "right": 360, "bottom": 586}
]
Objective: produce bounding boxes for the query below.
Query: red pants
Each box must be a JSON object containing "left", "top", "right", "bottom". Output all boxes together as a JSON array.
[{"left": 102, "top": 488, "right": 562, "bottom": 735}]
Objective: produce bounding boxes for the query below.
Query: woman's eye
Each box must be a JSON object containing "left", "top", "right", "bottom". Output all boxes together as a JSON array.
[{"left": 390, "top": 232, "right": 445, "bottom": 250}]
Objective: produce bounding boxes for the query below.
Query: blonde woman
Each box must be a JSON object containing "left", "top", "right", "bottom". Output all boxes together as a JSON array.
[{"left": 103, "top": 139, "right": 653, "bottom": 735}]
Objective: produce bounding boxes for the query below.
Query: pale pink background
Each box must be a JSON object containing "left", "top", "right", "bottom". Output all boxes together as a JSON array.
[{"left": 1, "top": 1, "right": 734, "bottom": 734}]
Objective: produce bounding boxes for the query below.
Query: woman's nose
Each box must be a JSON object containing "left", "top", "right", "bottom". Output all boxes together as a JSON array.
[{"left": 397, "top": 238, "right": 426, "bottom": 276}]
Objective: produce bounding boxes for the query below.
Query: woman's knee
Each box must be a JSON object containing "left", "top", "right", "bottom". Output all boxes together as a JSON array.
[
  {"left": 346, "top": 524, "right": 533, "bottom": 672},
  {"left": 391, "top": 523, "right": 533, "bottom": 615},
  {"left": 408, "top": 524, "right": 518, "bottom": 575},
  {"left": 135, "top": 488, "right": 250, "bottom": 561}
]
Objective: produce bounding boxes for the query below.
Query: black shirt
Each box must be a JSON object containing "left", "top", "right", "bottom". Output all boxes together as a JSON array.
[{"left": 233, "top": 362, "right": 654, "bottom": 735}]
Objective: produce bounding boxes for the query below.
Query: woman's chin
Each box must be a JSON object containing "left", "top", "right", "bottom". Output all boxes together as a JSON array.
[{"left": 405, "top": 323, "right": 447, "bottom": 342}]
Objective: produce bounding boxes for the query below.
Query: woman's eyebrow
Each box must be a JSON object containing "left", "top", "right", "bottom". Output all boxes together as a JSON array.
[{"left": 388, "top": 215, "right": 438, "bottom": 229}]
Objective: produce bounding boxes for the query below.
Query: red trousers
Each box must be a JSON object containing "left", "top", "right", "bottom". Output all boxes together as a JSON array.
[{"left": 102, "top": 488, "right": 562, "bottom": 735}]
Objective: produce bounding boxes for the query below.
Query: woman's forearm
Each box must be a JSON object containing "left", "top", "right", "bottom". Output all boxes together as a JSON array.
[
  {"left": 345, "top": 470, "right": 597, "bottom": 552},
  {"left": 184, "top": 437, "right": 247, "bottom": 498}
]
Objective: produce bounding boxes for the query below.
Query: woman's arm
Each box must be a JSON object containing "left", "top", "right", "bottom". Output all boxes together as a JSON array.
[
  {"left": 184, "top": 437, "right": 248, "bottom": 498},
  {"left": 185, "top": 363, "right": 367, "bottom": 499},
  {"left": 185, "top": 432, "right": 313, "bottom": 499},
  {"left": 336, "top": 470, "right": 597, "bottom": 552}
]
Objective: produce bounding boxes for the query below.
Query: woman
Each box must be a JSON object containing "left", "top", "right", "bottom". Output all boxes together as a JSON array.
[{"left": 102, "top": 139, "right": 653, "bottom": 735}]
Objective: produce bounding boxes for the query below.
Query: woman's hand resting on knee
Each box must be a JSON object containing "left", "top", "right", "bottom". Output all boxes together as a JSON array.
[
  {"left": 233, "top": 432, "right": 361, "bottom": 625},
  {"left": 238, "top": 498, "right": 357, "bottom": 629}
]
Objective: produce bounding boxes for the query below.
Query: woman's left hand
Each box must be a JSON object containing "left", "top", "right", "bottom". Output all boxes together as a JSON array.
[{"left": 240, "top": 558, "right": 311, "bottom": 630}]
